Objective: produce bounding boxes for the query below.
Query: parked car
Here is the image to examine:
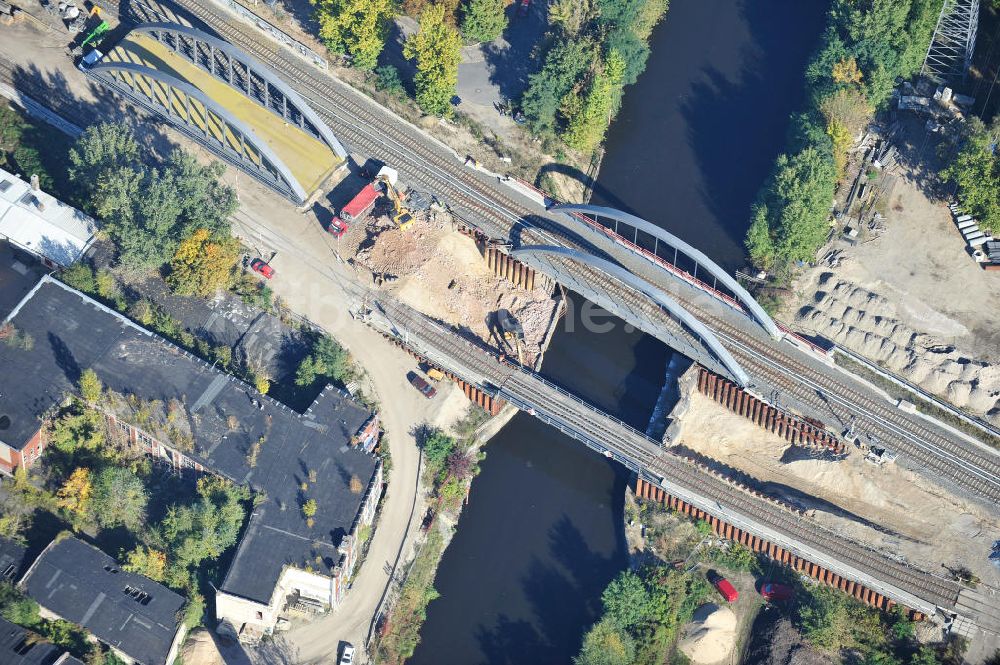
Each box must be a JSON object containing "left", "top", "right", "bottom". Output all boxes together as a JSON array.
[
  {"left": 250, "top": 258, "right": 275, "bottom": 279},
  {"left": 339, "top": 643, "right": 355, "bottom": 665},
  {"left": 707, "top": 571, "right": 738, "bottom": 603},
  {"left": 759, "top": 583, "right": 794, "bottom": 602},
  {"left": 517, "top": 0, "right": 530, "bottom": 16},
  {"left": 408, "top": 371, "right": 437, "bottom": 399}
]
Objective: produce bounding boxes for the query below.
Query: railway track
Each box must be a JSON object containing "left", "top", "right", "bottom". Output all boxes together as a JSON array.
[
  {"left": 91, "top": 0, "right": 1000, "bottom": 502},
  {"left": 380, "top": 298, "right": 962, "bottom": 610},
  {"left": 0, "top": 5, "right": 981, "bottom": 619}
]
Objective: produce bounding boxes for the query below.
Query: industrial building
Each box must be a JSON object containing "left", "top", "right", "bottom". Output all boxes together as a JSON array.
[
  {"left": 20, "top": 536, "right": 187, "bottom": 665},
  {"left": 0, "top": 276, "right": 383, "bottom": 640}
]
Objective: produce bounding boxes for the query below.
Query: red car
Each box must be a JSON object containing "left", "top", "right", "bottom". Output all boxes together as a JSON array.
[
  {"left": 760, "top": 583, "right": 793, "bottom": 602},
  {"left": 250, "top": 258, "right": 275, "bottom": 279},
  {"left": 708, "top": 572, "right": 738, "bottom": 603},
  {"left": 408, "top": 372, "right": 437, "bottom": 399}
]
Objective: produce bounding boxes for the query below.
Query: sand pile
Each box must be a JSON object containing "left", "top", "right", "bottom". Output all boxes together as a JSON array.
[
  {"left": 179, "top": 628, "right": 224, "bottom": 665},
  {"left": 679, "top": 604, "right": 737, "bottom": 664},
  {"left": 677, "top": 391, "right": 1000, "bottom": 586},
  {"left": 348, "top": 212, "right": 559, "bottom": 363},
  {"left": 796, "top": 275, "right": 1000, "bottom": 423}
]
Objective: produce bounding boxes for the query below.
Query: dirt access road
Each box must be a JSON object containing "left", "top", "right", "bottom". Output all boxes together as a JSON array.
[{"left": 229, "top": 182, "right": 472, "bottom": 663}]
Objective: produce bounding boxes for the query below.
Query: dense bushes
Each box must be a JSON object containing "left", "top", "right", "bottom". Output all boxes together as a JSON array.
[
  {"left": 747, "top": 0, "right": 942, "bottom": 272},
  {"left": 521, "top": 0, "right": 669, "bottom": 150},
  {"left": 575, "top": 567, "right": 711, "bottom": 665},
  {"left": 941, "top": 117, "right": 1000, "bottom": 234}
]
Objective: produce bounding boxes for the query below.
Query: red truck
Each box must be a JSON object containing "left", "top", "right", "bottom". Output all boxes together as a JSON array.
[
  {"left": 326, "top": 181, "right": 381, "bottom": 237},
  {"left": 759, "top": 583, "right": 793, "bottom": 602},
  {"left": 708, "top": 571, "right": 738, "bottom": 603}
]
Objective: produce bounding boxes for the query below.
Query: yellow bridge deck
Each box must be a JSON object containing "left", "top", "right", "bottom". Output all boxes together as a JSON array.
[{"left": 105, "top": 33, "right": 339, "bottom": 195}]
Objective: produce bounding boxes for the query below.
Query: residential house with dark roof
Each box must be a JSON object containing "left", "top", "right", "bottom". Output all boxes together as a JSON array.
[
  {"left": 19, "top": 536, "right": 186, "bottom": 665},
  {"left": 0, "top": 276, "right": 383, "bottom": 641}
]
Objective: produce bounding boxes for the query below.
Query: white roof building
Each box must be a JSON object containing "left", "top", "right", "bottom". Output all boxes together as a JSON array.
[{"left": 0, "top": 167, "right": 96, "bottom": 268}]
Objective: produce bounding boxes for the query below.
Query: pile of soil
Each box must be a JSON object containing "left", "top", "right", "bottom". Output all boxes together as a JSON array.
[
  {"left": 743, "top": 613, "right": 837, "bottom": 665},
  {"left": 349, "top": 211, "right": 559, "bottom": 364}
]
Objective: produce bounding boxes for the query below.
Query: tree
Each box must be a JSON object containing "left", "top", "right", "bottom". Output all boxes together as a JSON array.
[
  {"left": 421, "top": 430, "right": 457, "bottom": 472},
  {"left": 460, "top": 0, "right": 507, "bottom": 43},
  {"left": 92, "top": 467, "right": 148, "bottom": 531},
  {"left": 295, "top": 335, "right": 354, "bottom": 387},
  {"left": 302, "top": 498, "right": 318, "bottom": 518},
  {"left": 122, "top": 546, "right": 167, "bottom": 582},
  {"left": 561, "top": 49, "right": 626, "bottom": 151},
  {"left": 167, "top": 229, "right": 240, "bottom": 297},
  {"left": 819, "top": 87, "right": 872, "bottom": 173},
  {"left": 574, "top": 618, "right": 635, "bottom": 665},
  {"left": 798, "top": 587, "right": 852, "bottom": 650},
  {"left": 746, "top": 205, "right": 777, "bottom": 269},
  {"left": 832, "top": 57, "right": 863, "bottom": 84},
  {"left": 912, "top": 647, "right": 941, "bottom": 665},
  {"left": 157, "top": 477, "right": 248, "bottom": 589},
  {"left": 78, "top": 369, "right": 102, "bottom": 404},
  {"left": 941, "top": 117, "right": 1000, "bottom": 235},
  {"left": 60, "top": 263, "right": 96, "bottom": 294},
  {"left": 404, "top": 4, "right": 463, "bottom": 117},
  {"left": 69, "top": 125, "right": 236, "bottom": 269},
  {"left": 55, "top": 468, "right": 93, "bottom": 517},
  {"left": 67, "top": 122, "right": 140, "bottom": 200},
  {"left": 521, "top": 39, "right": 595, "bottom": 136},
  {"left": 600, "top": 570, "right": 652, "bottom": 630},
  {"left": 314, "top": 0, "right": 395, "bottom": 70},
  {"left": 751, "top": 146, "right": 836, "bottom": 268},
  {"left": 48, "top": 406, "right": 105, "bottom": 454},
  {"left": 549, "top": 0, "right": 597, "bottom": 37}
]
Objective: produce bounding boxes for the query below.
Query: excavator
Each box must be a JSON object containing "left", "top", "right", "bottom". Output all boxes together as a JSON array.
[
  {"left": 496, "top": 309, "right": 525, "bottom": 365},
  {"left": 375, "top": 166, "right": 414, "bottom": 230}
]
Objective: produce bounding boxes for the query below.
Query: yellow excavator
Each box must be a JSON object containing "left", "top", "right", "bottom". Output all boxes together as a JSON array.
[
  {"left": 375, "top": 166, "right": 414, "bottom": 230},
  {"left": 497, "top": 309, "right": 525, "bottom": 365}
]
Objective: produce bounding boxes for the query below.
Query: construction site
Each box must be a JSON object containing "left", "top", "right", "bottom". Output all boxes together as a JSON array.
[{"left": 2, "top": 0, "right": 1000, "bottom": 662}]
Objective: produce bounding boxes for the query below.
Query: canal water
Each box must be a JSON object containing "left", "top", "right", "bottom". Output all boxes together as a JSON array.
[{"left": 409, "top": 1, "right": 826, "bottom": 663}]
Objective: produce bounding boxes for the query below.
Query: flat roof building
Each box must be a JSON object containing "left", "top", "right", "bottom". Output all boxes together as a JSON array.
[
  {"left": 0, "top": 535, "right": 29, "bottom": 583},
  {"left": 0, "top": 616, "right": 66, "bottom": 665},
  {"left": 1, "top": 276, "right": 382, "bottom": 641},
  {"left": 0, "top": 167, "right": 96, "bottom": 269},
  {"left": 20, "top": 536, "right": 186, "bottom": 665}
]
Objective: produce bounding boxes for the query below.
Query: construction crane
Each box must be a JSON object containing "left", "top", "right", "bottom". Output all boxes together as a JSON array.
[
  {"left": 375, "top": 166, "right": 414, "bottom": 230},
  {"left": 72, "top": 6, "right": 109, "bottom": 56}
]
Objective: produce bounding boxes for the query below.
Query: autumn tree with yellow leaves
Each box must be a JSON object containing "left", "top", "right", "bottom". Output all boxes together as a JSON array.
[
  {"left": 313, "top": 0, "right": 395, "bottom": 70},
  {"left": 166, "top": 228, "right": 240, "bottom": 297},
  {"left": 404, "top": 4, "right": 463, "bottom": 117},
  {"left": 55, "top": 468, "right": 93, "bottom": 517}
]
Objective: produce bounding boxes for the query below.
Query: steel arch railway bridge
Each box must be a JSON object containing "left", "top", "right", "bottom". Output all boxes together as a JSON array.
[{"left": 80, "top": 22, "right": 347, "bottom": 204}]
